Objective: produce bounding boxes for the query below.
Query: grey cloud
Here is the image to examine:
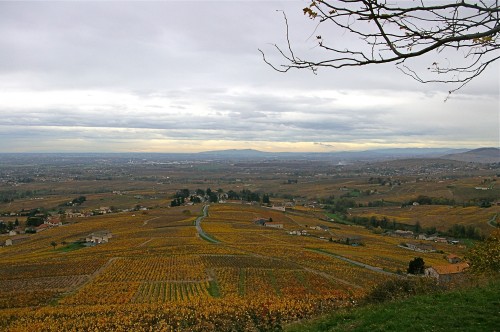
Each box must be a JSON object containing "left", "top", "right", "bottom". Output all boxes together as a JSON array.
[{"left": 0, "top": 1, "right": 497, "bottom": 152}]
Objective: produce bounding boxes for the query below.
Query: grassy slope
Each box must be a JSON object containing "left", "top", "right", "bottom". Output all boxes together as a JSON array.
[{"left": 286, "top": 280, "right": 500, "bottom": 332}]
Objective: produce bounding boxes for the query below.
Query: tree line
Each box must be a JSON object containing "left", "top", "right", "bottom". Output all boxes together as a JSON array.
[
  {"left": 345, "top": 215, "right": 484, "bottom": 240},
  {"left": 170, "top": 188, "right": 271, "bottom": 207}
]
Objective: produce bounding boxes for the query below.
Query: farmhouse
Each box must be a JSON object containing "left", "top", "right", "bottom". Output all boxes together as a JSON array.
[
  {"left": 289, "top": 230, "right": 308, "bottom": 236},
  {"left": 36, "top": 224, "right": 51, "bottom": 232},
  {"left": 425, "top": 262, "right": 469, "bottom": 283},
  {"left": 253, "top": 217, "right": 283, "bottom": 229},
  {"left": 66, "top": 211, "right": 85, "bottom": 218},
  {"left": 85, "top": 231, "right": 112, "bottom": 245},
  {"left": 405, "top": 242, "right": 436, "bottom": 252},
  {"left": 44, "top": 218, "right": 62, "bottom": 227},
  {"left": 417, "top": 234, "right": 430, "bottom": 240},
  {"left": 310, "top": 225, "right": 329, "bottom": 231},
  {"left": 98, "top": 207, "right": 111, "bottom": 214},
  {"left": 417, "top": 233, "right": 448, "bottom": 242},
  {"left": 265, "top": 223, "right": 283, "bottom": 229},
  {"left": 433, "top": 237, "right": 448, "bottom": 243},
  {"left": 392, "top": 230, "right": 414, "bottom": 238},
  {"left": 340, "top": 235, "right": 363, "bottom": 246},
  {"left": 253, "top": 218, "right": 268, "bottom": 226}
]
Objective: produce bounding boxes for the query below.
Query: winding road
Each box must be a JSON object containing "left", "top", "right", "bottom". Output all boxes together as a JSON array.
[
  {"left": 195, "top": 205, "right": 219, "bottom": 243},
  {"left": 309, "top": 248, "right": 401, "bottom": 277},
  {"left": 195, "top": 204, "right": 398, "bottom": 281}
]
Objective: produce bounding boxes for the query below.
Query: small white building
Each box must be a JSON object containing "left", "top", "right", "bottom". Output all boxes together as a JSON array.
[
  {"left": 85, "top": 231, "right": 112, "bottom": 245},
  {"left": 265, "top": 223, "right": 283, "bottom": 229},
  {"left": 44, "top": 219, "right": 62, "bottom": 227},
  {"left": 393, "top": 230, "right": 414, "bottom": 238},
  {"left": 405, "top": 242, "right": 436, "bottom": 252},
  {"left": 289, "top": 230, "right": 308, "bottom": 236}
]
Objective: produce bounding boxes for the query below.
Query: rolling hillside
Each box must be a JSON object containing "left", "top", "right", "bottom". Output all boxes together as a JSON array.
[{"left": 443, "top": 147, "right": 500, "bottom": 163}]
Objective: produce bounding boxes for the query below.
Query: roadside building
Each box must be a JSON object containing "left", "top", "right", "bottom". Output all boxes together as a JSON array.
[{"left": 425, "top": 262, "right": 469, "bottom": 283}]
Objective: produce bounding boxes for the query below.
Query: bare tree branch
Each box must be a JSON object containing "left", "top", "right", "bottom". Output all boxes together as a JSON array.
[{"left": 262, "top": 0, "right": 499, "bottom": 93}]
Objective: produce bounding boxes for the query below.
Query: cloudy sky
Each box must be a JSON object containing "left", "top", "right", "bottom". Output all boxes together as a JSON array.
[{"left": 0, "top": 1, "right": 498, "bottom": 153}]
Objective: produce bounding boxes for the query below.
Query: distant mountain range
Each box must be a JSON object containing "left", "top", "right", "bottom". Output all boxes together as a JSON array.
[
  {"left": 441, "top": 147, "right": 500, "bottom": 163},
  {"left": 194, "top": 147, "right": 500, "bottom": 163},
  {"left": 1, "top": 147, "right": 498, "bottom": 164}
]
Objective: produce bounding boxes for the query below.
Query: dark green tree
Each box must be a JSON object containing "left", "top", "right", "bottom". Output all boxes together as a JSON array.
[
  {"left": 190, "top": 195, "right": 201, "bottom": 204},
  {"left": 262, "top": 194, "right": 271, "bottom": 204},
  {"left": 226, "top": 190, "right": 240, "bottom": 200},
  {"left": 176, "top": 189, "right": 190, "bottom": 199},
  {"left": 415, "top": 221, "right": 422, "bottom": 233},
  {"left": 208, "top": 192, "right": 218, "bottom": 203},
  {"left": 407, "top": 257, "right": 425, "bottom": 275}
]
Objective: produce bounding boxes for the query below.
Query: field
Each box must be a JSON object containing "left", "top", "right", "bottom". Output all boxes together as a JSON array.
[
  {"left": 0, "top": 155, "right": 498, "bottom": 330},
  {"left": 351, "top": 205, "right": 500, "bottom": 234},
  {"left": 0, "top": 202, "right": 475, "bottom": 331}
]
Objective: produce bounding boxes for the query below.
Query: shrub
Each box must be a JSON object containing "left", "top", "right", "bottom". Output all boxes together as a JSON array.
[{"left": 364, "top": 277, "right": 442, "bottom": 304}]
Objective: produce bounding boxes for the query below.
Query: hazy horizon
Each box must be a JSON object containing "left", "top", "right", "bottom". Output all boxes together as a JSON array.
[{"left": 0, "top": 146, "right": 494, "bottom": 156}]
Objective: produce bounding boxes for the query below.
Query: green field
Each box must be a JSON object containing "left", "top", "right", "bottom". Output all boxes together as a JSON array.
[{"left": 286, "top": 279, "right": 500, "bottom": 332}]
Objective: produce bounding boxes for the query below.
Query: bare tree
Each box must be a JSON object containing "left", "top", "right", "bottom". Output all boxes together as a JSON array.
[{"left": 260, "top": 0, "right": 499, "bottom": 95}]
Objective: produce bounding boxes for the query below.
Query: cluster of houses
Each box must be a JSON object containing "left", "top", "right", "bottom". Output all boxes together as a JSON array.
[
  {"left": 1, "top": 230, "right": 113, "bottom": 248},
  {"left": 309, "top": 225, "right": 330, "bottom": 232},
  {"left": 0, "top": 210, "right": 115, "bottom": 247},
  {"left": 401, "top": 242, "right": 436, "bottom": 253},
  {"left": 253, "top": 217, "right": 333, "bottom": 236},
  {"left": 391, "top": 229, "right": 459, "bottom": 244},
  {"left": 33, "top": 217, "right": 65, "bottom": 233},
  {"left": 289, "top": 230, "right": 308, "bottom": 236},
  {"left": 394, "top": 232, "right": 469, "bottom": 282},
  {"left": 288, "top": 225, "right": 332, "bottom": 238}
]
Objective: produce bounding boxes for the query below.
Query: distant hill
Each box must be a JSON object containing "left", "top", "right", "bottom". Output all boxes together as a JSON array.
[
  {"left": 2, "top": 147, "right": 493, "bottom": 163},
  {"left": 195, "top": 148, "right": 469, "bottom": 162},
  {"left": 442, "top": 147, "right": 500, "bottom": 163},
  {"left": 197, "top": 149, "right": 270, "bottom": 158}
]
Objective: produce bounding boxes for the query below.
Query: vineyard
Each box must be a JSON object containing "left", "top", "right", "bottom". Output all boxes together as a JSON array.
[
  {"left": 352, "top": 205, "right": 500, "bottom": 234},
  {"left": 0, "top": 202, "right": 481, "bottom": 330}
]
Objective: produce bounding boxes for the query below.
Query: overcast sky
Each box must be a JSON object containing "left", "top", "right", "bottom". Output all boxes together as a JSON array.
[{"left": 0, "top": 1, "right": 498, "bottom": 153}]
